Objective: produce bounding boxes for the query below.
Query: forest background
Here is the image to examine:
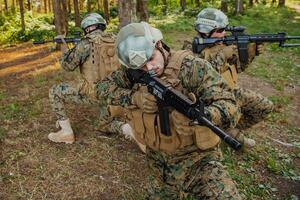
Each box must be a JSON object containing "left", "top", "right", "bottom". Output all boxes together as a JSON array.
[{"left": 0, "top": 0, "right": 300, "bottom": 199}]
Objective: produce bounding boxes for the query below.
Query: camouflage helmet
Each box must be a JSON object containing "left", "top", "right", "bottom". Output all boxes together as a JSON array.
[
  {"left": 195, "top": 8, "right": 229, "bottom": 34},
  {"left": 116, "top": 22, "right": 163, "bottom": 69},
  {"left": 80, "top": 13, "right": 106, "bottom": 29}
]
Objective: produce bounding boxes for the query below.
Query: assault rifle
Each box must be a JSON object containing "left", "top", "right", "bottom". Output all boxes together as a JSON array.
[
  {"left": 127, "top": 69, "right": 242, "bottom": 151},
  {"left": 192, "top": 32, "right": 300, "bottom": 66},
  {"left": 33, "top": 32, "right": 81, "bottom": 45}
]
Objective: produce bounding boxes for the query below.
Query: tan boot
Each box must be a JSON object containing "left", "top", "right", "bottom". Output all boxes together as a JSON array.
[
  {"left": 121, "top": 123, "right": 146, "bottom": 153},
  {"left": 228, "top": 128, "right": 256, "bottom": 148},
  {"left": 48, "top": 119, "right": 75, "bottom": 144}
]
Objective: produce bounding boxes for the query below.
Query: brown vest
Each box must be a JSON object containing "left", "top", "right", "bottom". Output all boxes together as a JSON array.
[{"left": 79, "top": 32, "right": 119, "bottom": 98}]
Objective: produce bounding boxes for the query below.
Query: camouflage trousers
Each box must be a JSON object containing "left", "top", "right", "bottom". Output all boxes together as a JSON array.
[
  {"left": 146, "top": 146, "right": 243, "bottom": 200},
  {"left": 49, "top": 82, "right": 123, "bottom": 134},
  {"left": 234, "top": 87, "right": 274, "bottom": 129}
]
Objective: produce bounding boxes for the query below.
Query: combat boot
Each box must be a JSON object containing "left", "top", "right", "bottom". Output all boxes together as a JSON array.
[
  {"left": 121, "top": 123, "right": 146, "bottom": 153},
  {"left": 228, "top": 128, "right": 256, "bottom": 148},
  {"left": 48, "top": 118, "right": 75, "bottom": 144}
]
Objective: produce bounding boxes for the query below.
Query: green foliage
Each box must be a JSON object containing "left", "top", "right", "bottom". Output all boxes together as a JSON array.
[{"left": 0, "top": 12, "right": 56, "bottom": 45}]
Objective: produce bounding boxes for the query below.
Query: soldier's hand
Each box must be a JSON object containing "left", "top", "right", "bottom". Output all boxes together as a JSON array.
[
  {"left": 132, "top": 86, "right": 157, "bottom": 113},
  {"left": 170, "top": 110, "right": 194, "bottom": 135},
  {"left": 256, "top": 43, "right": 264, "bottom": 55}
]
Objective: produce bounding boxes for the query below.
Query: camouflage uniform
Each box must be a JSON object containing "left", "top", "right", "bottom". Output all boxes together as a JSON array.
[
  {"left": 49, "top": 29, "right": 124, "bottom": 134},
  {"left": 183, "top": 42, "right": 274, "bottom": 129},
  {"left": 96, "top": 54, "right": 243, "bottom": 199}
]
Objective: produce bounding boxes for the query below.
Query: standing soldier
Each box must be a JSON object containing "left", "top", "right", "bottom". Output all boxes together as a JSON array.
[
  {"left": 48, "top": 13, "right": 134, "bottom": 145},
  {"left": 96, "top": 22, "right": 243, "bottom": 199},
  {"left": 183, "top": 8, "right": 274, "bottom": 147}
]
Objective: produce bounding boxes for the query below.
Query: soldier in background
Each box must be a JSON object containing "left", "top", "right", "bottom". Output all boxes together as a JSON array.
[
  {"left": 183, "top": 8, "right": 274, "bottom": 148},
  {"left": 96, "top": 22, "right": 243, "bottom": 199},
  {"left": 48, "top": 13, "right": 143, "bottom": 149}
]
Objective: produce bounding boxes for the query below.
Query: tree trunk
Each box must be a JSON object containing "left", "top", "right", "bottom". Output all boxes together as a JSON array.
[
  {"left": 48, "top": 0, "right": 51, "bottom": 12},
  {"left": 27, "top": 0, "right": 31, "bottom": 11},
  {"left": 248, "top": 0, "right": 253, "bottom": 7},
  {"left": 87, "top": 0, "right": 92, "bottom": 12},
  {"left": 195, "top": 0, "right": 200, "bottom": 7},
  {"left": 53, "top": 0, "right": 67, "bottom": 36},
  {"left": 61, "top": 0, "right": 68, "bottom": 34},
  {"left": 278, "top": 0, "right": 285, "bottom": 7},
  {"left": 161, "top": 0, "right": 167, "bottom": 15},
  {"left": 68, "top": 0, "right": 71, "bottom": 13},
  {"left": 103, "top": 0, "right": 109, "bottom": 22},
  {"left": 44, "top": 0, "right": 47, "bottom": 12},
  {"left": 4, "top": 0, "right": 8, "bottom": 11},
  {"left": 37, "top": 0, "right": 41, "bottom": 12},
  {"left": 180, "top": 0, "right": 186, "bottom": 11},
  {"left": 220, "top": 0, "right": 228, "bottom": 13},
  {"left": 137, "top": 0, "right": 149, "bottom": 22},
  {"left": 74, "top": 0, "right": 80, "bottom": 27},
  {"left": 18, "top": 0, "right": 25, "bottom": 33},
  {"left": 118, "top": 0, "right": 137, "bottom": 28},
  {"left": 79, "top": 0, "right": 83, "bottom": 10},
  {"left": 235, "top": 0, "right": 243, "bottom": 15}
]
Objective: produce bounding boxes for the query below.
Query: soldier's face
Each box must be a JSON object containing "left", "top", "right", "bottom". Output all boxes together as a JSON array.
[
  {"left": 210, "top": 29, "right": 226, "bottom": 38},
  {"left": 142, "top": 48, "right": 165, "bottom": 77}
]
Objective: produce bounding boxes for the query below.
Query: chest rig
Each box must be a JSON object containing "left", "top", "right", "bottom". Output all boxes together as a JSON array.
[
  {"left": 128, "top": 50, "right": 220, "bottom": 154},
  {"left": 80, "top": 32, "right": 119, "bottom": 98},
  {"left": 202, "top": 44, "right": 238, "bottom": 89}
]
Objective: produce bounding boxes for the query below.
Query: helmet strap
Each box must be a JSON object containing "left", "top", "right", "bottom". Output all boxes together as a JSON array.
[{"left": 155, "top": 41, "right": 171, "bottom": 67}]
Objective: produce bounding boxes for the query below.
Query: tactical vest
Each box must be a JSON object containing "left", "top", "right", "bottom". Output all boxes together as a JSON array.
[
  {"left": 79, "top": 32, "right": 119, "bottom": 98},
  {"left": 201, "top": 44, "right": 238, "bottom": 89},
  {"left": 127, "top": 50, "right": 220, "bottom": 154}
]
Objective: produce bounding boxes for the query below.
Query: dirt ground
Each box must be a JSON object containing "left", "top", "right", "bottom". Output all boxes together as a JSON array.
[{"left": 0, "top": 38, "right": 299, "bottom": 199}]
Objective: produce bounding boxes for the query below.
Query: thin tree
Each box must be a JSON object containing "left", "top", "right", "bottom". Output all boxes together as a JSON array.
[
  {"left": 118, "top": 0, "right": 137, "bottom": 28},
  {"left": 61, "top": 0, "right": 68, "bottom": 33},
  {"left": 37, "top": 0, "right": 41, "bottom": 13},
  {"left": 180, "top": 0, "right": 186, "bottom": 12},
  {"left": 235, "top": 0, "right": 243, "bottom": 15},
  {"left": 67, "top": 0, "right": 71, "bottom": 13},
  {"left": 18, "top": 0, "right": 25, "bottom": 33},
  {"left": 87, "top": 0, "right": 92, "bottom": 12},
  {"left": 79, "top": 0, "right": 83, "bottom": 10},
  {"left": 278, "top": 0, "right": 285, "bottom": 7},
  {"left": 195, "top": 0, "right": 200, "bottom": 7},
  {"left": 74, "top": 0, "right": 80, "bottom": 27},
  {"left": 44, "top": 0, "right": 47, "bottom": 13},
  {"left": 103, "top": 0, "right": 109, "bottom": 22},
  {"left": 27, "top": 0, "right": 31, "bottom": 11},
  {"left": 48, "top": 0, "right": 51, "bottom": 12},
  {"left": 249, "top": 0, "right": 254, "bottom": 7},
  {"left": 53, "top": 0, "right": 68, "bottom": 38},
  {"left": 221, "top": 0, "right": 228, "bottom": 13},
  {"left": 137, "top": 0, "right": 149, "bottom": 22},
  {"left": 161, "top": 0, "right": 167, "bottom": 15},
  {"left": 4, "top": 0, "right": 8, "bottom": 12}
]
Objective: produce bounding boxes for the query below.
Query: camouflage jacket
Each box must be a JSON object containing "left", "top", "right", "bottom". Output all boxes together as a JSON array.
[{"left": 96, "top": 53, "right": 240, "bottom": 130}]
